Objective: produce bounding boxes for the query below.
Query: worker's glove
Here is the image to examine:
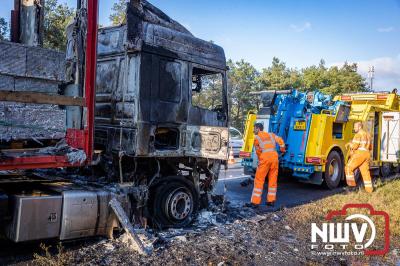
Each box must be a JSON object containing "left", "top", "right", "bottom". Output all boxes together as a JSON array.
[{"left": 345, "top": 143, "right": 351, "bottom": 150}]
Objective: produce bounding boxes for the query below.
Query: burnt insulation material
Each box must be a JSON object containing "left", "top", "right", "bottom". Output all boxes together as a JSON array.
[
  {"left": 0, "top": 41, "right": 67, "bottom": 141},
  {"left": 0, "top": 102, "right": 66, "bottom": 141},
  {"left": 0, "top": 41, "right": 65, "bottom": 82}
]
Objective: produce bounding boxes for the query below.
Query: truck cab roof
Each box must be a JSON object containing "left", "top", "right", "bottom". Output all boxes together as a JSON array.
[{"left": 98, "top": 0, "right": 226, "bottom": 71}]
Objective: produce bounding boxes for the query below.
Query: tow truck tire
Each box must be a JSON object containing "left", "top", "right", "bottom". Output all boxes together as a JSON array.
[
  {"left": 380, "top": 163, "right": 392, "bottom": 179},
  {"left": 152, "top": 178, "right": 198, "bottom": 229},
  {"left": 393, "top": 164, "right": 400, "bottom": 174},
  {"left": 323, "top": 151, "right": 342, "bottom": 189}
]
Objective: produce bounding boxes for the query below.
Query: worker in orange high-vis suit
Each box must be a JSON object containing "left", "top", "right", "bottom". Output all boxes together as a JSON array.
[
  {"left": 345, "top": 121, "right": 373, "bottom": 192},
  {"left": 245, "top": 123, "right": 286, "bottom": 208}
]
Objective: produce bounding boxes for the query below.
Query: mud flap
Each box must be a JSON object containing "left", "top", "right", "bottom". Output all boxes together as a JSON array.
[{"left": 299, "top": 172, "right": 324, "bottom": 185}]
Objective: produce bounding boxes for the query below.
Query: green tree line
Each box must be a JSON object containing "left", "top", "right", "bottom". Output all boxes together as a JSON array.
[
  {"left": 227, "top": 57, "right": 367, "bottom": 130},
  {"left": 0, "top": 17, "right": 9, "bottom": 41}
]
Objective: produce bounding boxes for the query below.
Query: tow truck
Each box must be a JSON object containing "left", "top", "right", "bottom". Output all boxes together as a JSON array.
[{"left": 240, "top": 90, "right": 400, "bottom": 189}]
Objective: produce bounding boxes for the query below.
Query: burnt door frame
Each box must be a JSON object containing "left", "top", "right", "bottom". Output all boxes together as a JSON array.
[
  {"left": 188, "top": 62, "right": 228, "bottom": 127},
  {"left": 373, "top": 111, "right": 380, "bottom": 161},
  {"left": 149, "top": 55, "right": 188, "bottom": 124}
]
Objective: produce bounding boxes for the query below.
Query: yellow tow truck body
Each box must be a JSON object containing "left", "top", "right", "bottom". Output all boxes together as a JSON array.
[
  {"left": 239, "top": 111, "right": 257, "bottom": 157},
  {"left": 241, "top": 91, "right": 400, "bottom": 187},
  {"left": 330, "top": 93, "right": 400, "bottom": 173},
  {"left": 306, "top": 92, "right": 400, "bottom": 177}
]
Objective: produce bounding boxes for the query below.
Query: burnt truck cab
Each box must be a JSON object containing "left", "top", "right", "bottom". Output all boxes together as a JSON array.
[
  {"left": 95, "top": 3, "right": 228, "bottom": 158},
  {"left": 94, "top": 1, "right": 229, "bottom": 227}
]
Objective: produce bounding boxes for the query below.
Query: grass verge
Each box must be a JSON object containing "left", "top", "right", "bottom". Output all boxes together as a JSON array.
[
  {"left": 285, "top": 179, "right": 400, "bottom": 264},
  {"left": 286, "top": 179, "right": 400, "bottom": 237}
]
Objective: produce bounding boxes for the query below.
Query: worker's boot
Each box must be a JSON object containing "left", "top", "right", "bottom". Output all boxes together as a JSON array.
[
  {"left": 266, "top": 201, "right": 275, "bottom": 207},
  {"left": 244, "top": 202, "right": 259, "bottom": 209}
]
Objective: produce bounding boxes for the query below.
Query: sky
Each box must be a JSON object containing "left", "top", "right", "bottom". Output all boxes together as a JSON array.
[{"left": 1, "top": 0, "right": 400, "bottom": 90}]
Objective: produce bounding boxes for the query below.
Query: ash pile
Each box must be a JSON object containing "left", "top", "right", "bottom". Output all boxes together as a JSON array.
[{"left": 55, "top": 194, "right": 312, "bottom": 266}]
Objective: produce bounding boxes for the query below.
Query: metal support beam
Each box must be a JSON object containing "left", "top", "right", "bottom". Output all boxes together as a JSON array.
[
  {"left": 109, "top": 198, "right": 152, "bottom": 256},
  {"left": 19, "top": 0, "right": 44, "bottom": 46},
  {"left": 11, "top": 0, "right": 21, "bottom": 42},
  {"left": 83, "top": 0, "right": 99, "bottom": 163}
]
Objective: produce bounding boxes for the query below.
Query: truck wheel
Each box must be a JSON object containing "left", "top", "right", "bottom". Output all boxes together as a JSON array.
[
  {"left": 152, "top": 178, "right": 198, "bottom": 228},
  {"left": 393, "top": 164, "right": 400, "bottom": 174},
  {"left": 380, "top": 163, "right": 392, "bottom": 179},
  {"left": 323, "top": 151, "right": 342, "bottom": 189}
]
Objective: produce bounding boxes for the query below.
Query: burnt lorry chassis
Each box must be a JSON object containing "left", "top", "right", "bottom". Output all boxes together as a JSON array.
[{"left": 92, "top": 1, "right": 229, "bottom": 228}]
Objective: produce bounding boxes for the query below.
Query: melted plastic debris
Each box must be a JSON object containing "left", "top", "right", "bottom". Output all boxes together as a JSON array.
[
  {"left": 39, "top": 139, "right": 86, "bottom": 164},
  {"left": 67, "top": 149, "right": 87, "bottom": 164}
]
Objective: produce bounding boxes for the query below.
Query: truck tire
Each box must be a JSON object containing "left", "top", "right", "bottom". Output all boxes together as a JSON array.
[
  {"left": 380, "top": 163, "right": 392, "bottom": 179},
  {"left": 323, "top": 151, "right": 342, "bottom": 189},
  {"left": 393, "top": 164, "right": 400, "bottom": 174},
  {"left": 152, "top": 178, "right": 198, "bottom": 229}
]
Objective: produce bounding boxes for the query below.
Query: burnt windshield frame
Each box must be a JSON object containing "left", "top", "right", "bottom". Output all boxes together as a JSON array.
[{"left": 190, "top": 63, "right": 228, "bottom": 120}]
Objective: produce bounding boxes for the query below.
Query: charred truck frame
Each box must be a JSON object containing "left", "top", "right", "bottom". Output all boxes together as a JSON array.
[
  {"left": 0, "top": 0, "right": 228, "bottom": 243},
  {"left": 94, "top": 1, "right": 229, "bottom": 227}
]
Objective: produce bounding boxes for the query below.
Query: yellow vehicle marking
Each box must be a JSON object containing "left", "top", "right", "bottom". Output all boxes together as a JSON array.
[{"left": 294, "top": 121, "right": 306, "bottom": 130}]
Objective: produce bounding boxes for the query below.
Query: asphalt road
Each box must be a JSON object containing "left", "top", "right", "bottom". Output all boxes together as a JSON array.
[{"left": 215, "top": 160, "right": 344, "bottom": 211}]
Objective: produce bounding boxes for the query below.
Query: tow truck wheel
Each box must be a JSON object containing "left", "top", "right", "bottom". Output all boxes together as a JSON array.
[
  {"left": 323, "top": 151, "right": 342, "bottom": 189},
  {"left": 380, "top": 163, "right": 392, "bottom": 179},
  {"left": 393, "top": 164, "right": 400, "bottom": 174},
  {"left": 152, "top": 178, "right": 198, "bottom": 229}
]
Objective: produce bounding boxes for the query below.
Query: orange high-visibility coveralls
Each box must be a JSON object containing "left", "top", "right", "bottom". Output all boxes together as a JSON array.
[
  {"left": 251, "top": 131, "right": 285, "bottom": 204},
  {"left": 345, "top": 128, "right": 373, "bottom": 193}
]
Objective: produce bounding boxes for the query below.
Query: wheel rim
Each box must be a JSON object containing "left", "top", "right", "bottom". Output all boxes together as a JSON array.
[
  {"left": 166, "top": 189, "right": 193, "bottom": 221},
  {"left": 328, "top": 158, "right": 339, "bottom": 183}
]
